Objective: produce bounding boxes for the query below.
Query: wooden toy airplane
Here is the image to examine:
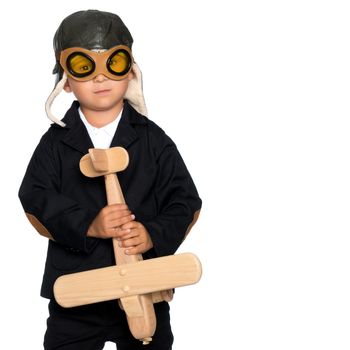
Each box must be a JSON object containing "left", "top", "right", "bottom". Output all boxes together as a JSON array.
[{"left": 53, "top": 147, "right": 202, "bottom": 345}]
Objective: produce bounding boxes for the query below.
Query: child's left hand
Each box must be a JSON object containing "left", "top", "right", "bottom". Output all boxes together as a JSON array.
[{"left": 115, "top": 221, "right": 153, "bottom": 255}]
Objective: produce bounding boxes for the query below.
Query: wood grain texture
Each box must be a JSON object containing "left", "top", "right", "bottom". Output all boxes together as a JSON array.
[
  {"left": 82, "top": 147, "right": 156, "bottom": 342},
  {"left": 54, "top": 253, "right": 202, "bottom": 307}
]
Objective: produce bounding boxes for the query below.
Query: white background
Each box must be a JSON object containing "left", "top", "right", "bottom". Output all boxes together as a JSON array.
[{"left": 1, "top": 0, "right": 350, "bottom": 349}]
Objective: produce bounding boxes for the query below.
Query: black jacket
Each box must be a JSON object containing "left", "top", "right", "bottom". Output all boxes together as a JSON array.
[{"left": 19, "top": 101, "right": 201, "bottom": 299}]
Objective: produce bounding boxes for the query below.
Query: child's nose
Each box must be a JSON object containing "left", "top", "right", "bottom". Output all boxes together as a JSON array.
[{"left": 93, "top": 74, "right": 108, "bottom": 82}]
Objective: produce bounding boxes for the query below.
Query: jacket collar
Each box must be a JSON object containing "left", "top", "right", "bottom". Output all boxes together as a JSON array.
[{"left": 58, "top": 100, "right": 146, "bottom": 154}]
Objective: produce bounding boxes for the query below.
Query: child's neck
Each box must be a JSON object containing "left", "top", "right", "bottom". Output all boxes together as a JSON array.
[{"left": 81, "top": 102, "right": 123, "bottom": 128}]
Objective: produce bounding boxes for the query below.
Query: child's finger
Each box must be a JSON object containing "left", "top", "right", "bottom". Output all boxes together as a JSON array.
[
  {"left": 124, "top": 244, "right": 143, "bottom": 255},
  {"left": 107, "top": 209, "right": 132, "bottom": 220},
  {"left": 120, "top": 221, "right": 140, "bottom": 230},
  {"left": 114, "top": 228, "right": 136, "bottom": 239},
  {"left": 107, "top": 203, "right": 129, "bottom": 211},
  {"left": 119, "top": 236, "right": 142, "bottom": 248},
  {"left": 110, "top": 214, "right": 135, "bottom": 228}
]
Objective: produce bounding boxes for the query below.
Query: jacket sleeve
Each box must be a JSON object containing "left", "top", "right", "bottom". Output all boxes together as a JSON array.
[
  {"left": 143, "top": 136, "right": 202, "bottom": 257},
  {"left": 18, "top": 133, "right": 98, "bottom": 253}
]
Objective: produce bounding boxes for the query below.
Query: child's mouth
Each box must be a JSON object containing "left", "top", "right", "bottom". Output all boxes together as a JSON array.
[{"left": 94, "top": 89, "right": 111, "bottom": 95}]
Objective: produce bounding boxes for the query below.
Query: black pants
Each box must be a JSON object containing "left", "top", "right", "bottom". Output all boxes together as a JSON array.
[{"left": 44, "top": 299, "right": 173, "bottom": 350}]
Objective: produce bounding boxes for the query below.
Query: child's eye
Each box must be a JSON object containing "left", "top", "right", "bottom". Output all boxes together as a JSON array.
[
  {"left": 68, "top": 54, "right": 94, "bottom": 75},
  {"left": 108, "top": 51, "right": 130, "bottom": 74}
]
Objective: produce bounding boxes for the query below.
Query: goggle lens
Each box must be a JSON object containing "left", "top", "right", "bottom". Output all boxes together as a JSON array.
[
  {"left": 107, "top": 50, "right": 131, "bottom": 75},
  {"left": 67, "top": 53, "right": 95, "bottom": 77}
]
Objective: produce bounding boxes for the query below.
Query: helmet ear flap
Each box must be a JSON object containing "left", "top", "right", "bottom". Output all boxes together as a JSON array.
[
  {"left": 52, "top": 61, "right": 64, "bottom": 84},
  {"left": 124, "top": 63, "right": 148, "bottom": 117},
  {"left": 45, "top": 73, "right": 67, "bottom": 127}
]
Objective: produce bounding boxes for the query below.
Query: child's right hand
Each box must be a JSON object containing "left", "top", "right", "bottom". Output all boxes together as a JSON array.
[{"left": 87, "top": 204, "right": 135, "bottom": 239}]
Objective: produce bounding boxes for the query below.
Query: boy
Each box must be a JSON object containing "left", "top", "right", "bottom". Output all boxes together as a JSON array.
[{"left": 19, "top": 9, "right": 201, "bottom": 350}]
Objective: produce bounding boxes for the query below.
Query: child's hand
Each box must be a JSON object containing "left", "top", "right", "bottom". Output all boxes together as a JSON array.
[
  {"left": 115, "top": 221, "right": 154, "bottom": 255},
  {"left": 87, "top": 204, "right": 135, "bottom": 239}
]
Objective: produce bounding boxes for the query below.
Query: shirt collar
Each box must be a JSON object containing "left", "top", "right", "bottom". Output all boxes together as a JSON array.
[{"left": 78, "top": 107, "right": 122, "bottom": 137}]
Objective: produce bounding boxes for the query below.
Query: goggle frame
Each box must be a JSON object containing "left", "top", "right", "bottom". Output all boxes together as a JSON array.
[{"left": 59, "top": 45, "right": 133, "bottom": 82}]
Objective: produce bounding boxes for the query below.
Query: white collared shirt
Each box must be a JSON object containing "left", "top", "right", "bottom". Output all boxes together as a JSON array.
[{"left": 78, "top": 108, "right": 122, "bottom": 149}]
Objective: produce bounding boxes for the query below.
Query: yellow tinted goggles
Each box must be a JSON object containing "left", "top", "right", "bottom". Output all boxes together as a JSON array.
[{"left": 60, "top": 45, "right": 133, "bottom": 81}]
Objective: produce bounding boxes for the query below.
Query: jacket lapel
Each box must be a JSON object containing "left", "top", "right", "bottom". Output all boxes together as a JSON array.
[
  {"left": 60, "top": 101, "right": 94, "bottom": 154},
  {"left": 110, "top": 101, "right": 146, "bottom": 149},
  {"left": 58, "top": 100, "right": 146, "bottom": 153}
]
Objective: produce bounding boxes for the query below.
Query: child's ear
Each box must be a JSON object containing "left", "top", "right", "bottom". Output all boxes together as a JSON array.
[
  {"left": 63, "top": 79, "right": 72, "bottom": 93},
  {"left": 127, "top": 70, "right": 134, "bottom": 82}
]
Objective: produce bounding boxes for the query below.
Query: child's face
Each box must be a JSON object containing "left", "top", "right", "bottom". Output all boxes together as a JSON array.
[{"left": 63, "top": 72, "right": 133, "bottom": 113}]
